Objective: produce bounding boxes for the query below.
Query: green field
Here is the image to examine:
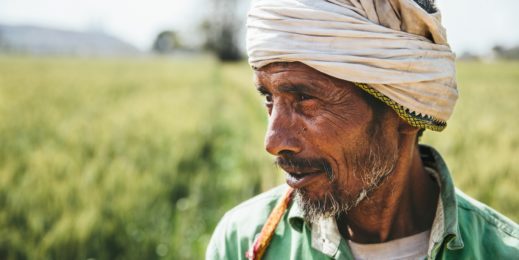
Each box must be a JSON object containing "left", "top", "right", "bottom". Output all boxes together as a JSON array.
[{"left": 0, "top": 56, "right": 518, "bottom": 259}]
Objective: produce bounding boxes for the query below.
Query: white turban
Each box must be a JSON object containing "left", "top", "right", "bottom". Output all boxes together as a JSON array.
[{"left": 246, "top": 0, "right": 458, "bottom": 131}]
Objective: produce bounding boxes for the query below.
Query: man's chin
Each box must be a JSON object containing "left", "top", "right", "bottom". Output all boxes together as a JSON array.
[
  {"left": 294, "top": 188, "right": 340, "bottom": 223},
  {"left": 287, "top": 172, "right": 332, "bottom": 195},
  {"left": 294, "top": 186, "right": 368, "bottom": 223}
]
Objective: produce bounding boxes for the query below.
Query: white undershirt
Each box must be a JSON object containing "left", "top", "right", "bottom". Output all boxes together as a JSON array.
[{"left": 347, "top": 230, "right": 431, "bottom": 260}]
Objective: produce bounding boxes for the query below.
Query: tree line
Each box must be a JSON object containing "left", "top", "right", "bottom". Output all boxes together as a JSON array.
[{"left": 153, "top": 0, "right": 243, "bottom": 62}]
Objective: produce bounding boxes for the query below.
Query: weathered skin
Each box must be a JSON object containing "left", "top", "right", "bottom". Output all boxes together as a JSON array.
[{"left": 253, "top": 61, "right": 440, "bottom": 244}]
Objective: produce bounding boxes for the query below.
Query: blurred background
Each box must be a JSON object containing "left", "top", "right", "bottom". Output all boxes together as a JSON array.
[{"left": 0, "top": 0, "right": 518, "bottom": 259}]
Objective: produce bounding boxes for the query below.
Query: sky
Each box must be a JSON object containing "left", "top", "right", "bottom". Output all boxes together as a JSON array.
[{"left": 1, "top": 0, "right": 518, "bottom": 54}]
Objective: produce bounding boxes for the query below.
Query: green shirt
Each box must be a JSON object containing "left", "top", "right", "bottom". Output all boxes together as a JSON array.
[{"left": 206, "top": 146, "right": 519, "bottom": 259}]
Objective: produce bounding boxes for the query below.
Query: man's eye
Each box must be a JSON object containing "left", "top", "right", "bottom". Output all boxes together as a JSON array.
[
  {"left": 299, "top": 94, "right": 313, "bottom": 101},
  {"left": 264, "top": 94, "right": 273, "bottom": 105}
]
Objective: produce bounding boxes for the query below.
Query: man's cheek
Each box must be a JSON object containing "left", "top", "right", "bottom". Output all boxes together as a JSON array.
[{"left": 313, "top": 111, "right": 365, "bottom": 138}]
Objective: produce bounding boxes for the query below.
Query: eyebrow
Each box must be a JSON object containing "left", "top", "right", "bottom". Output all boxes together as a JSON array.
[
  {"left": 256, "top": 83, "right": 320, "bottom": 95},
  {"left": 256, "top": 85, "right": 269, "bottom": 95},
  {"left": 278, "top": 84, "right": 319, "bottom": 95}
]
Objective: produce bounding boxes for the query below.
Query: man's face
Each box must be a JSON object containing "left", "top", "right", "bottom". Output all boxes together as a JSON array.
[{"left": 254, "top": 62, "right": 400, "bottom": 221}]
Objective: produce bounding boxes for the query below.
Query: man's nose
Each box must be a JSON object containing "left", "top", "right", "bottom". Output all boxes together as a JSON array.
[{"left": 264, "top": 104, "right": 302, "bottom": 156}]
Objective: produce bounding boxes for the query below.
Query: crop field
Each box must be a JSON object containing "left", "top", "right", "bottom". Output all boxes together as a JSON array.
[{"left": 0, "top": 56, "right": 518, "bottom": 259}]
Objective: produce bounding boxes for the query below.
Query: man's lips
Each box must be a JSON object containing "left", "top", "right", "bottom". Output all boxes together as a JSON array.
[{"left": 280, "top": 166, "right": 325, "bottom": 188}]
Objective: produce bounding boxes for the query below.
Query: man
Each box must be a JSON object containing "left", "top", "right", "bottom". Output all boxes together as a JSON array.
[{"left": 207, "top": 0, "right": 519, "bottom": 259}]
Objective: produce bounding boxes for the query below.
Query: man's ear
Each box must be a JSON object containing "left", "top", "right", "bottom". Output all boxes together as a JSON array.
[{"left": 397, "top": 116, "right": 420, "bottom": 136}]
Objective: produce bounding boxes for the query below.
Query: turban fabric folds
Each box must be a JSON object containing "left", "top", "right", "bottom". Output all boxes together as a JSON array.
[{"left": 246, "top": 0, "right": 458, "bottom": 131}]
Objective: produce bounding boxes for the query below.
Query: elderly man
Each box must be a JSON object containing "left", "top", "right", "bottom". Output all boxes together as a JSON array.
[{"left": 207, "top": 0, "right": 519, "bottom": 259}]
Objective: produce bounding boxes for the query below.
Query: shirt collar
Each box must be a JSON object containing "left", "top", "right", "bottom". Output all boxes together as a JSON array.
[
  {"left": 287, "top": 197, "right": 305, "bottom": 232},
  {"left": 285, "top": 144, "right": 464, "bottom": 257},
  {"left": 420, "top": 145, "right": 464, "bottom": 256}
]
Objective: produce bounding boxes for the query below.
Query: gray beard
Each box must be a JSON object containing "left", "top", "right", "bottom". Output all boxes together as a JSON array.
[{"left": 294, "top": 142, "right": 398, "bottom": 224}]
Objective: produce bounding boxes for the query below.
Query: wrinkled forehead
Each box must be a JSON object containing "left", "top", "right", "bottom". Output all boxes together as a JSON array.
[
  {"left": 254, "top": 62, "right": 314, "bottom": 73},
  {"left": 253, "top": 62, "right": 331, "bottom": 84}
]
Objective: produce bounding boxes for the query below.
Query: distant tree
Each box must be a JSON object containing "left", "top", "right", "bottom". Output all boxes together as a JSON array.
[
  {"left": 152, "top": 30, "right": 180, "bottom": 54},
  {"left": 492, "top": 45, "right": 504, "bottom": 54},
  {"left": 493, "top": 45, "right": 519, "bottom": 60},
  {"left": 201, "top": 0, "right": 243, "bottom": 61}
]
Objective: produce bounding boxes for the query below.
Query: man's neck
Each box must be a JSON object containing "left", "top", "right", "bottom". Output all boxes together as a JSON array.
[{"left": 337, "top": 138, "right": 439, "bottom": 244}]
